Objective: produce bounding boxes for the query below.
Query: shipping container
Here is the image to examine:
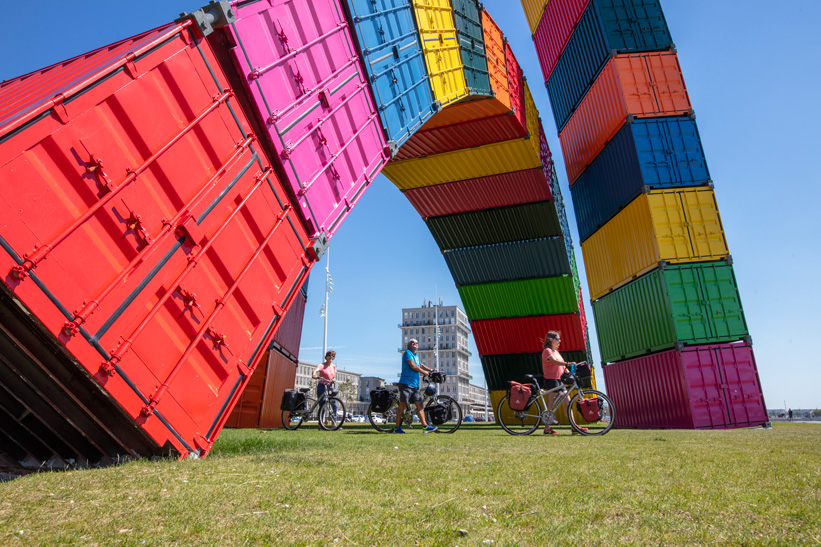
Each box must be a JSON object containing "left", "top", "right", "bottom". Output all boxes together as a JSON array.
[
  {"left": 411, "top": 0, "right": 469, "bottom": 106},
  {"left": 505, "top": 41, "right": 527, "bottom": 131},
  {"left": 452, "top": 0, "right": 492, "bottom": 96},
  {"left": 481, "top": 351, "right": 590, "bottom": 391},
  {"left": 537, "top": 119, "right": 555, "bottom": 188},
  {"left": 459, "top": 276, "right": 579, "bottom": 320},
  {"left": 559, "top": 51, "right": 692, "bottom": 184},
  {"left": 547, "top": 0, "right": 674, "bottom": 131},
  {"left": 443, "top": 237, "right": 571, "bottom": 286},
  {"left": 403, "top": 168, "right": 552, "bottom": 218},
  {"left": 222, "top": 0, "right": 389, "bottom": 239},
  {"left": 520, "top": 0, "right": 550, "bottom": 35},
  {"left": 225, "top": 347, "right": 299, "bottom": 429},
  {"left": 572, "top": 116, "right": 711, "bottom": 241},
  {"left": 532, "top": 0, "right": 589, "bottom": 83},
  {"left": 343, "top": 0, "right": 438, "bottom": 153},
  {"left": 382, "top": 136, "right": 541, "bottom": 189},
  {"left": 481, "top": 9, "right": 510, "bottom": 110},
  {"left": 427, "top": 201, "right": 562, "bottom": 250},
  {"left": 472, "top": 314, "right": 586, "bottom": 354},
  {"left": 268, "top": 289, "right": 308, "bottom": 362},
  {"left": 601, "top": 341, "right": 768, "bottom": 429},
  {"left": 413, "top": 95, "right": 511, "bottom": 130},
  {"left": 593, "top": 262, "right": 749, "bottom": 363},
  {"left": 0, "top": 17, "right": 313, "bottom": 466},
  {"left": 582, "top": 187, "right": 729, "bottom": 300}
]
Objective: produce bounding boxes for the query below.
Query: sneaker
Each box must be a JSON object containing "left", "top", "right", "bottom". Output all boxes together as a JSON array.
[
  {"left": 572, "top": 427, "right": 588, "bottom": 435},
  {"left": 394, "top": 427, "right": 405, "bottom": 434},
  {"left": 424, "top": 425, "right": 438, "bottom": 433},
  {"left": 543, "top": 426, "right": 558, "bottom": 435}
]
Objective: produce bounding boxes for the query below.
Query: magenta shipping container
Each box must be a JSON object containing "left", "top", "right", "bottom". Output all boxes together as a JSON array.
[
  {"left": 223, "top": 0, "right": 389, "bottom": 239},
  {"left": 602, "top": 341, "right": 768, "bottom": 429}
]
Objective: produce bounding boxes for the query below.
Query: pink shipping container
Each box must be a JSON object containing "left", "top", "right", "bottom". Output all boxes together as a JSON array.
[
  {"left": 537, "top": 120, "right": 555, "bottom": 187},
  {"left": 532, "top": 0, "right": 589, "bottom": 83},
  {"left": 403, "top": 168, "right": 552, "bottom": 218},
  {"left": 222, "top": 0, "right": 390, "bottom": 239},
  {"left": 559, "top": 51, "right": 691, "bottom": 184},
  {"left": 0, "top": 17, "right": 313, "bottom": 467},
  {"left": 602, "top": 342, "right": 769, "bottom": 429},
  {"left": 504, "top": 41, "right": 527, "bottom": 132},
  {"left": 472, "top": 314, "right": 585, "bottom": 355}
]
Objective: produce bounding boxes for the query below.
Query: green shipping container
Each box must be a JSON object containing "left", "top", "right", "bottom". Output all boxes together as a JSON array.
[
  {"left": 459, "top": 276, "right": 578, "bottom": 320},
  {"left": 593, "top": 261, "right": 749, "bottom": 363}
]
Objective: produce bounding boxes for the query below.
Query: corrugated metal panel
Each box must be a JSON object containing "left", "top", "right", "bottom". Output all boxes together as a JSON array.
[
  {"left": 593, "top": 262, "right": 749, "bottom": 363},
  {"left": 520, "top": 0, "right": 549, "bottom": 35},
  {"left": 472, "top": 314, "right": 586, "bottom": 354},
  {"left": 417, "top": 95, "right": 510, "bottom": 129},
  {"left": 271, "top": 290, "right": 307, "bottom": 361},
  {"left": 383, "top": 136, "right": 541, "bottom": 189},
  {"left": 532, "top": 0, "right": 589, "bottom": 83},
  {"left": 482, "top": 351, "right": 588, "bottom": 391},
  {"left": 427, "top": 201, "right": 562, "bottom": 250},
  {"left": 259, "top": 348, "right": 299, "bottom": 428},
  {"left": 343, "top": 0, "right": 437, "bottom": 151},
  {"left": 226, "top": 0, "right": 389, "bottom": 239},
  {"left": 225, "top": 350, "right": 270, "bottom": 429},
  {"left": 523, "top": 79, "right": 541, "bottom": 160},
  {"left": 403, "top": 168, "right": 552, "bottom": 218},
  {"left": 572, "top": 116, "right": 711, "bottom": 242},
  {"left": 582, "top": 187, "right": 729, "bottom": 300},
  {"left": 412, "top": 0, "right": 469, "bottom": 106},
  {"left": 547, "top": 0, "right": 674, "bottom": 131},
  {"left": 459, "top": 276, "right": 579, "bottom": 319},
  {"left": 602, "top": 341, "right": 767, "bottom": 429},
  {"left": 481, "top": 9, "right": 511, "bottom": 110},
  {"left": 505, "top": 41, "right": 527, "bottom": 132},
  {"left": 443, "top": 237, "right": 571, "bottom": 286},
  {"left": 537, "top": 120, "right": 555, "bottom": 190},
  {"left": 559, "top": 51, "right": 692, "bottom": 184},
  {"left": 0, "top": 22, "right": 314, "bottom": 463},
  {"left": 393, "top": 110, "right": 529, "bottom": 160},
  {"left": 452, "top": 0, "right": 492, "bottom": 96}
]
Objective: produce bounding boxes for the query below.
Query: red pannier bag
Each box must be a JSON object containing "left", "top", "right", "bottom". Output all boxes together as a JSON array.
[
  {"left": 508, "top": 381, "right": 532, "bottom": 411},
  {"left": 577, "top": 397, "right": 601, "bottom": 422}
]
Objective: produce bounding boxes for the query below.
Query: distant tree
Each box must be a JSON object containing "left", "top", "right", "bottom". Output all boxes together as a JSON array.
[
  {"left": 813, "top": 409, "right": 821, "bottom": 418},
  {"left": 338, "top": 379, "right": 356, "bottom": 404}
]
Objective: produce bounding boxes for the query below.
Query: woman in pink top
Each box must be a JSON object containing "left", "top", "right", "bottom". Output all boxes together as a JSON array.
[
  {"left": 313, "top": 350, "right": 338, "bottom": 417},
  {"left": 541, "top": 331, "right": 575, "bottom": 435}
]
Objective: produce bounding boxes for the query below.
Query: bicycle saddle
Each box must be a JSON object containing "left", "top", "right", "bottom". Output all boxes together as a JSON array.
[{"left": 299, "top": 387, "right": 311, "bottom": 393}]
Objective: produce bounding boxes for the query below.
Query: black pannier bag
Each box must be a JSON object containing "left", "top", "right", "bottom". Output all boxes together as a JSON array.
[
  {"left": 427, "top": 402, "right": 451, "bottom": 425},
  {"left": 280, "top": 389, "right": 305, "bottom": 412},
  {"left": 370, "top": 387, "right": 396, "bottom": 413}
]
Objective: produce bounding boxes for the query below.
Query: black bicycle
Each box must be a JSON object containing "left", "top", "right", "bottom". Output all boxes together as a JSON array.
[
  {"left": 281, "top": 383, "right": 346, "bottom": 431},
  {"left": 367, "top": 372, "right": 462, "bottom": 433}
]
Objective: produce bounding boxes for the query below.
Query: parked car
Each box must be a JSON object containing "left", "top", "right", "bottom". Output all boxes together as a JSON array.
[{"left": 464, "top": 415, "right": 475, "bottom": 422}]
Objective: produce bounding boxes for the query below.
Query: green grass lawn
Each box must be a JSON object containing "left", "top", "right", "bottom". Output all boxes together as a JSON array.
[{"left": 1, "top": 423, "right": 819, "bottom": 546}]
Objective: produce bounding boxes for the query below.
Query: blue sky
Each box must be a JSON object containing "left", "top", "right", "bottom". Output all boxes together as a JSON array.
[{"left": 3, "top": 1, "right": 820, "bottom": 410}]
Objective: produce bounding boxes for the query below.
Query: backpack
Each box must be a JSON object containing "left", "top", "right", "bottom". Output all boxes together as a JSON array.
[
  {"left": 370, "top": 387, "right": 397, "bottom": 413},
  {"left": 577, "top": 397, "right": 601, "bottom": 422},
  {"left": 280, "top": 389, "right": 306, "bottom": 412},
  {"left": 508, "top": 381, "right": 532, "bottom": 411},
  {"left": 427, "top": 403, "right": 451, "bottom": 425}
]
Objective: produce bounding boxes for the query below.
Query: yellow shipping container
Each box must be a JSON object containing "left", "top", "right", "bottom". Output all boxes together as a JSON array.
[
  {"left": 523, "top": 79, "right": 540, "bottom": 159},
  {"left": 582, "top": 187, "right": 730, "bottom": 300},
  {"left": 520, "top": 0, "right": 549, "bottom": 35},
  {"left": 382, "top": 137, "right": 541, "bottom": 189},
  {"left": 412, "top": 0, "right": 468, "bottom": 107}
]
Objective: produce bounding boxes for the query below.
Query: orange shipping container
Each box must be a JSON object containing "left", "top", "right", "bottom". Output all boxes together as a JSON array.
[
  {"left": 481, "top": 9, "right": 510, "bottom": 110},
  {"left": 226, "top": 348, "right": 298, "bottom": 429},
  {"left": 559, "top": 52, "right": 691, "bottom": 185}
]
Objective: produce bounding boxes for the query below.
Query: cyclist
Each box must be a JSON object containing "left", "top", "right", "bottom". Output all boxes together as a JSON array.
[
  {"left": 541, "top": 331, "right": 580, "bottom": 435},
  {"left": 313, "top": 350, "right": 338, "bottom": 422},
  {"left": 395, "top": 339, "right": 436, "bottom": 434}
]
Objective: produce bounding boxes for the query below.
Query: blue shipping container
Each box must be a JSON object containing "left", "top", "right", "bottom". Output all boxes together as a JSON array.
[
  {"left": 571, "top": 116, "right": 711, "bottom": 242},
  {"left": 443, "top": 237, "right": 571, "bottom": 286},
  {"left": 546, "top": 0, "right": 674, "bottom": 131},
  {"left": 452, "top": 0, "right": 492, "bottom": 96},
  {"left": 344, "top": 0, "right": 437, "bottom": 155}
]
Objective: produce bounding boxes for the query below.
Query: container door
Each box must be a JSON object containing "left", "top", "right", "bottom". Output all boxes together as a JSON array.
[
  {"left": 713, "top": 343, "right": 768, "bottom": 426},
  {"left": 663, "top": 265, "right": 712, "bottom": 342},
  {"left": 677, "top": 188, "right": 729, "bottom": 260},
  {"left": 412, "top": 0, "right": 468, "bottom": 106},
  {"left": 696, "top": 263, "right": 749, "bottom": 341},
  {"left": 680, "top": 346, "right": 729, "bottom": 428},
  {"left": 481, "top": 9, "right": 510, "bottom": 109},
  {"left": 656, "top": 117, "right": 711, "bottom": 185},
  {"left": 452, "top": 0, "right": 491, "bottom": 96}
]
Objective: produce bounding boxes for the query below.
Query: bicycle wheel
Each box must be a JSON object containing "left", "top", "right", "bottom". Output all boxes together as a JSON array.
[
  {"left": 368, "top": 401, "right": 398, "bottom": 433},
  {"left": 318, "top": 397, "right": 346, "bottom": 431},
  {"left": 567, "top": 390, "right": 615, "bottom": 436},
  {"left": 281, "top": 397, "right": 315, "bottom": 430},
  {"left": 496, "top": 395, "right": 543, "bottom": 435},
  {"left": 425, "top": 395, "right": 462, "bottom": 433}
]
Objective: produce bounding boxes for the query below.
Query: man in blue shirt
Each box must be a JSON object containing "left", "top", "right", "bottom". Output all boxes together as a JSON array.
[{"left": 395, "top": 339, "right": 437, "bottom": 433}]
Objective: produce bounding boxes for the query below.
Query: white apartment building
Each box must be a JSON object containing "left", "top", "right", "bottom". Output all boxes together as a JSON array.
[
  {"left": 399, "top": 300, "right": 488, "bottom": 418},
  {"left": 295, "top": 361, "right": 365, "bottom": 415}
]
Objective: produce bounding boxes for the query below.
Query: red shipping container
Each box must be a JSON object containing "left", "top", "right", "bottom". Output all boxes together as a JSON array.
[
  {"left": 270, "top": 289, "right": 307, "bottom": 362},
  {"left": 532, "top": 0, "right": 590, "bottom": 83},
  {"left": 504, "top": 41, "right": 527, "bottom": 133},
  {"left": 226, "top": 347, "right": 298, "bottom": 429},
  {"left": 559, "top": 51, "right": 691, "bottom": 185},
  {"left": 472, "top": 314, "right": 585, "bottom": 355},
  {"left": 602, "top": 342, "right": 769, "bottom": 429},
  {"left": 0, "top": 20, "right": 313, "bottom": 465},
  {"left": 403, "top": 168, "right": 552, "bottom": 218}
]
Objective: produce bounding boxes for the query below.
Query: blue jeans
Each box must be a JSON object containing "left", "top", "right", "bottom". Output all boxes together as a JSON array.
[{"left": 317, "top": 382, "right": 338, "bottom": 414}]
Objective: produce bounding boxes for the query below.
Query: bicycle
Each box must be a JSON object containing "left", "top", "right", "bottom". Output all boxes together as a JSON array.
[
  {"left": 281, "top": 382, "right": 346, "bottom": 431},
  {"left": 367, "top": 371, "right": 462, "bottom": 433},
  {"left": 496, "top": 363, "right": 615, "bottom": 436}
]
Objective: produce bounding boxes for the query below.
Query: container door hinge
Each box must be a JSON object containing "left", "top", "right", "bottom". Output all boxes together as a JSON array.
[
  {"left": 237, "top": 360, "right": 252, "bottom": 377},
  {"left": 51, "top": 94, "right": 70, "bottom": 124},
  {"left": 207, "top": 328, "right": 233, "bottom": 355},
  {"left": 124, "top": 53, "right": 140, "bottom": 79}
]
